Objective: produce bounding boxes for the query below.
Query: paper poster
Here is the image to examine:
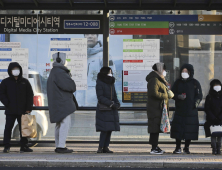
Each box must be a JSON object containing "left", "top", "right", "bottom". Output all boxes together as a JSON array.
[
  {"left": 50, "top": 38, "right": 87, "bottom": 90},
  {"left": 0, "top": 48, "right": 29, "bottom": 82},
  {"left": 123, "top": 39, "right": 160, "bottom": 95},
  {"left": 0, "top": 42, "right": 21, "bottom": 48}
]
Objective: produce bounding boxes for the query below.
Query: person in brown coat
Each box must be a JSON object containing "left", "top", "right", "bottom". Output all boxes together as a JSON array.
[{"left": 146, "top": 63, "right": 170, "bottom": 155}]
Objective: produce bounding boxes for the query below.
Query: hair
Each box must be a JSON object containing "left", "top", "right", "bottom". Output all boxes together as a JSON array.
[
  {"left": 152, "top": 63, "right": 166, "bottom": 71},
  {"left": 99, "top": 66, "right": 112, "bottom": 75}
]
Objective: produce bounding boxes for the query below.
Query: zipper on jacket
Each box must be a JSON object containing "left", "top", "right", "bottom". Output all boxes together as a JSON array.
[{"left": 15, "top": 80, "right": 19, "bottom": 115}]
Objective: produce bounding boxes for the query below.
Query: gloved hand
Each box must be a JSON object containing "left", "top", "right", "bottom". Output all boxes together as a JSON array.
[
  {"left": 178, "top": 94, "right": 186, "bottom": 100},
  {"left": 22, "top": 112, "right": 28, "bottom": 115},
  {"left": 111, "top": 103, "right": 119, "bottom": 110}
]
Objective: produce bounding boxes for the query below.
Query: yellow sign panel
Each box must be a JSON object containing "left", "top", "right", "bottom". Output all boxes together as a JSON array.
[{"left": 124, "top": 92, "right": 131, "bottom": 100}]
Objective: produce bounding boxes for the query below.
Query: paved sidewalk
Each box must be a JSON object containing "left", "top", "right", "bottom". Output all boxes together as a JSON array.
[{"left": 0, "top": 144, "right": 222, "bottom": 168}]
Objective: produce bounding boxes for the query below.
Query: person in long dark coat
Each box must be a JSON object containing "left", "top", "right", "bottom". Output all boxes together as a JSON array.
[
  {"left": 204, "top": 79, "right": 222, "bottom": 155},
  {"left": 146, "top": 63, "right": 171, "bottom": 155},
  {"left": 96, "top": 66, "right": 120, "bottom": 153},
  {"left": 171, "top": 64, "right": 203, "bottom": 154}
]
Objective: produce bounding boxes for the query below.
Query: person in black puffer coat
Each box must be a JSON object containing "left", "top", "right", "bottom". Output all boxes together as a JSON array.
[
  {"left": 96, "top": 66, "right": 120, "bottom": 154},
  {"left": 0, "top": 62, "right": 34, "bottom": 153},
  {"left": 170, "top": 64, "right": 203, "bottom": 154},
  {"left": 204, "top": 79, "right": 222, "bottom": 155}
]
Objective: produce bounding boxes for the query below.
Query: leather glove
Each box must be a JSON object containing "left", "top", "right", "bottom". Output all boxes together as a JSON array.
[
  {"left": 116, "top": 103, "right": 121, "bottom": 109},
  {"left": 111, "top": 104, "right": 118, "bottom": 110},
  {"left": 178, "top": 94, "right": 186, "bottom": 100},
  {"left": 22, "top": 112, "right": 28, "bottom": 115}
]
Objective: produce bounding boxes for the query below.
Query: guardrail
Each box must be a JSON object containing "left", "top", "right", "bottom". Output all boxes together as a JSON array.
[{"left": 0, "top": 106, "right": 205, "bottom": 126}]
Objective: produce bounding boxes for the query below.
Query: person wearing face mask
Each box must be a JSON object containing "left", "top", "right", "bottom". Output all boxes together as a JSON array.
[
  {"left": 96, "top": 66, "right": 120, "bottom": 153},
  {"left": 204, "top": 79, "right": 222, "bottom": 155},
  {"left": 0, "top": 62, "right": 34, "bottom": 153},
  {"left": 47, "top": 52, "right": 76, "bottom": 153},
  {"left": 171, "top": 64, "right": 203, "bottom": 154},
  {"left": 146, "top": 63, "right": 171, "bottom": 155}
]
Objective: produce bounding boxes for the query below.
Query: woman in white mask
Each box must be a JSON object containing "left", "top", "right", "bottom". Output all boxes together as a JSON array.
[
  {"left": 146, "top": 63, "right": 171, "bottom": 155},
  {"left": 170, "top": 64, "right": 203, "bottom": 154},
  {"left": 204, "top": 79, "right": 222, "bottom": 155}
]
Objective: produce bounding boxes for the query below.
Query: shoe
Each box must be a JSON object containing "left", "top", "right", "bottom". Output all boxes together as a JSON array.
[
  {"left": 56, "top": 148, "right": 73, "bottom": 153},
  {"left": 103, "top": 147, "right": 113, "bottom": 153},
  {"left": 97, "top": 147, "right": 103, "bottom": 153},
  {"left": 212, "top": 148, "right": 217, "bottom": 155},
  {"left": 150, "top": 147, "right": 163, "bottom": 155},
  {"left": 3, "top": 147, "right": 10, "bottom": 153},
  {"left": 183, "top": 147, "right": 190, "bottom": 154},
  {"left": 173, "top": 148, "right": 182, "bottom": 154},
  {"left": 20, "top": 146, "right": 33, "bottom": 153},
  {"left": 157, "top": 146, "right": 165, "bottom": 153}
]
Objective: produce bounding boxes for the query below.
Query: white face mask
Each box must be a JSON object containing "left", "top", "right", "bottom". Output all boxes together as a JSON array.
[
  {"left": 181, "top": 72, "right": 189, "bottom": 79},
  {"left": 12, "top": 70, "right": 20, "bottom": 76},
  {"left": 107, "top": 74, "right": 113, "bottom": 77},
  {"left": 214, "top": 86, "right": 221, "bottom": 92},
  {"left": 162, "top": 70, "right": 167, "bottom": 77}
]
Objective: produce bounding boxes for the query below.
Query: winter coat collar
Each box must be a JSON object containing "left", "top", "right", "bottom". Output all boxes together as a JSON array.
[
  {"left": 53, "top": 62, "right": 70, "bottom": 73},
  {"left": 97, "top": 73, "right": 115, "bottom": 85},
  {"left": 146, "top": 71, "right": 167, "bottom": 85}
]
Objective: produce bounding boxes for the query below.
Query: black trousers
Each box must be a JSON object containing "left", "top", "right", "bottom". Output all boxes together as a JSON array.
[
  {"left": 176, "top": 139, "right": 191, "bottom": 149},
  {"left": 149, "top": 133, "right": 159, "bottom": 149},
  {"left": 99, "top": 131, "right": 112, "bottom": 148},
  {"left": 3, "top": 114, "right": 28, "bottom": 148}
]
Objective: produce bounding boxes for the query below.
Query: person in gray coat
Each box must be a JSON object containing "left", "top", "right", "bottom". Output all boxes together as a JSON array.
[
  {"left": 96, "top": 67, "right": 120, "bottom": 154},
  {"left": 47, "top": 52, "right": 76, "bottom": 153}
]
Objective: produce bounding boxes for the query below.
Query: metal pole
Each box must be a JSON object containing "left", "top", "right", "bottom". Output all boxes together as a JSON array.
[{"left": 103, "top": 9, "right": 109, "bottom": 67}]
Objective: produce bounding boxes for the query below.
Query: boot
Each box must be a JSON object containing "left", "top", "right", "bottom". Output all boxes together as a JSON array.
[
  {"left": 97, "top": 147, "right": 103, "bottom": 153},
  {"left": 212, "top": 148, "right": 217, "bottom": 155},
  {"left": 3, "top": 147, "right": 10, "bottom": 153},
  {"left": 20, "top": 146, "right": 33, "bottom": 153},
  {"left": 56, "top": 147, "right": 73, "bottom": 153},
  {"left": 103, "top": 147, "right": 113, "bottom": 153}
]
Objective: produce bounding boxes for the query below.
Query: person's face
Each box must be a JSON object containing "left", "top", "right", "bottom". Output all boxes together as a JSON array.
[
  {"left": 214, "top": 84, "right": 221, "bottom": 88},
  {"left": 108, "top": 69, "right": 112, "bottom": 74},
  {"left": 11, "top": 67, "right": 19, "bottom": 73},
  {"left": 85, "top": 34, "right": 98, "bottom": 48},
  {"left": 182, "top": 68, "right": 189, "bottom": 74}
]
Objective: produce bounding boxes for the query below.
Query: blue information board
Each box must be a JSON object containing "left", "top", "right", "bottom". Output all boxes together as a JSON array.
[
  {"left": 64, "top": 20, "right": 100, "bottom": 29},
  {"left": 0, "top": 34, "right": 5, "bottom": 42},
  {"left": 109, "top": 15, "right": 198, "bottom": 22}
]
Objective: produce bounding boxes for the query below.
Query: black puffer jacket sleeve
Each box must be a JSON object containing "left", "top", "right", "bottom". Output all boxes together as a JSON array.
[
  {"left": 0, "top": 80, "right": 9, "bottom": 107},
  {"left": 26, "top": 79, "right": 34, "bottom": 111},
  {"left": 114, "top": 86, "right": 119, "bottom": 104}
]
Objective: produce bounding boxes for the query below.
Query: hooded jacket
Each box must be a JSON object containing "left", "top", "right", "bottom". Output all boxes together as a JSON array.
[
  {"left": 204, "top": 79, "right": 222, "bottom": 137},
  {"left": 95, "top": 73, "right": 120, "bottom": 132},
  {"left": 47, "top": 56, "right": 76, "bottom": 123},
  {"left": 0, "top": 62, "right": 34, "bottom": 115},
  {"left": 146, "top": 71, "right": 169, "bottom": 133},
  {"left": 170, "top": 64, "right": 203, "bottom": 140}
]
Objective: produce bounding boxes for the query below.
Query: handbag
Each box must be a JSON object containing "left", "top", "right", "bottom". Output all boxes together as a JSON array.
[
  {"left": 21, "top": 114, "right": 37, "bottom": 138},
  {"left": 210, "top": 125, "right": 222, "bottom": 137},
  {"left": 98, "top": 86, "right": 112, "bottom": 111},
  {"left": 160, "top": 100, "right": 171, "bottom": 133}
]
